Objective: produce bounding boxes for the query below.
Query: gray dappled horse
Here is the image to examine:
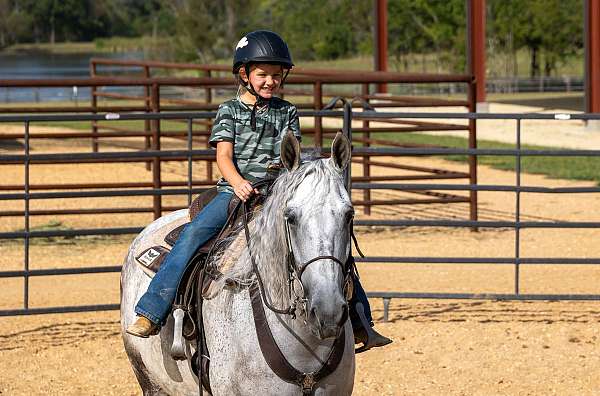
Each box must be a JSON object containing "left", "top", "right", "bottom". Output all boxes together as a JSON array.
[{"left": 121, "top": 132, "right": 355, "bottom": 395}]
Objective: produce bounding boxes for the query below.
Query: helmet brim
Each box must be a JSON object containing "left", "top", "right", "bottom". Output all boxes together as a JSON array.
[{"left": 233, "top": 57, "right": 294, "bottom": 73}]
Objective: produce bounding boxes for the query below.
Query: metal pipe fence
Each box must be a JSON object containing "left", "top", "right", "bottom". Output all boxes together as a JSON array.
[{"left": 1, "top": 108, "right": 599, "bottom": 318}]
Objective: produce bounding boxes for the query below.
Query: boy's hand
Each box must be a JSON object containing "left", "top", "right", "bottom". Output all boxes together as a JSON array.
[{"left": 233, "top": 179, "right": 259, "bottom": 202}]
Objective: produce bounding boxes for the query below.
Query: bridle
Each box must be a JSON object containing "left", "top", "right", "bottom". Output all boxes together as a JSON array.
[{"left": 241, "top": 197, "right": 355, "bottom": 321}]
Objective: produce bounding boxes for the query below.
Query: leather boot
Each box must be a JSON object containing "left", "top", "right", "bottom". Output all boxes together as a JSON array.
[
  {"left": 353, "top": 302, "right": 393, "bottom": 353},
  {"left": 126, "top": 316, "right": 159, "bottom": 338},
  {"left": 354, "top": 326, "right": 393, "bottom": 353}
]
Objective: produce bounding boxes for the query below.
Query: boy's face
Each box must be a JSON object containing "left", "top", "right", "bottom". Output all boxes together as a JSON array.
[{"left": 241, "top": 63, "right": 284, "bottom": 99}]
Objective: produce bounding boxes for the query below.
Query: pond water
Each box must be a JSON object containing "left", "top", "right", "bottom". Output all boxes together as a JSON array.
[{"left": 0, "top": 51, "right": 144, "bottom": 103}]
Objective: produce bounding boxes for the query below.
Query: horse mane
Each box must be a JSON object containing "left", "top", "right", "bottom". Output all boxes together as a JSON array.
[{"left": 210, "top": 156, "right": 342, "bottom": 306}]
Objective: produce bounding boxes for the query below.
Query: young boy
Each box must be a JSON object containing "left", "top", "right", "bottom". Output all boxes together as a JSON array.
[
  {"left": 127, "top": 30, "right": 301, "bottom": 337},
  {"left": 127, "top": 30, "right": 390, "bottom": 351}
]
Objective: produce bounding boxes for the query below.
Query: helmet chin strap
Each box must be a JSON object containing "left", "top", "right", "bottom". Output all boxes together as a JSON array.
[{"left": 242, "top": 64, "right": 268, "bottom": 131}]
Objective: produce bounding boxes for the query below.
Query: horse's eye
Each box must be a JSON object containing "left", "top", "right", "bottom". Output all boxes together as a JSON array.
[
  {"left": 284, "top": 208, "right": 297, "bottom": 225},
  {"left": 344, "top": 209, "right": 355, "bottom": 225}
]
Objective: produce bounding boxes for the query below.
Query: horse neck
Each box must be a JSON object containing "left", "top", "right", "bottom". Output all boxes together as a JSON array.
[
  {"left": 248, "top": 161, "right": 333, "bottom": 313},
  {"left": 248, "top": 207, "right": 292, "bottom": 309}
]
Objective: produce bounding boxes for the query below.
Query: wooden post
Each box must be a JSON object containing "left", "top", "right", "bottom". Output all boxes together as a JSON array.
[
  {"left": 585, "top": 0, "right": 600, "bottom": 130},
  {"left": 313, "top": 81, "right": 323, "bottom": 148},
  {"left": 374, "top": 0, "right": 388, "bottom": 93},
  {"left": 467, "top": 79, "right": 478, "bottom": 225},
  {"left": 467, "top": 0, "right": 487, "bottom": 110}
]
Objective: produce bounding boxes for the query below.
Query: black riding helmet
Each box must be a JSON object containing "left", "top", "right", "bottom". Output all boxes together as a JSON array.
[
  {"left": 232, "top": 30, "right": 294, "bottom": 131},
  {"left": 232, "top": 30, "right": 293, "bottom": 74}
]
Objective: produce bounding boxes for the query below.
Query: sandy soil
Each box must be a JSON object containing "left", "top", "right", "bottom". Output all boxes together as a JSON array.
[{"left": 1, "top": 109, "right": 600, "bottom": 395}]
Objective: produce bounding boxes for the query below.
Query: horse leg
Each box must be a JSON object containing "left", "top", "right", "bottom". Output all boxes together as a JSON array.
[{"left": 123, "top": 337, "right": 170, "bottom": 396}]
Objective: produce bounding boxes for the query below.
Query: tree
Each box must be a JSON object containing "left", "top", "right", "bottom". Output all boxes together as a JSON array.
[
  {"left": 166, "top": 0, "right": 253, "bottom": 62},
  {"left": 388, "top": 0, "right": 465, "bottom": 73},
  {"left": 268, "top": 0, "right": 372, "bottom": 61},
  {"left": 0, "top": 0, "right": 9, "bottom": 47},
  {"left": 489, "top": 0, "right": 583, "bottom": 77}
]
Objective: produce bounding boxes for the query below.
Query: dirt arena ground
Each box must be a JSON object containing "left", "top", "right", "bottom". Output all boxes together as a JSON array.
[{"left": 1, "top": 123, "right": 599, "bottom": 395}]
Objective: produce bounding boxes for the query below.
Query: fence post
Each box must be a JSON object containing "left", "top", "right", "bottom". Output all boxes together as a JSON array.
[
  {"left": 514, "top": 118, "right": 522, "bottom": 295},
  {"left": 151, "top": 83, "right": 162, "bottom": 219},
  {"left": 187, "top": 118, "right": 194, "bottom": 207},
  {"left": 468, "top": 78, "right": 479, "bottom": 227},
  {"left": 313, "top": 81, "right": 323, "bottom": 148},
  {"left": 89, "top": 62, "right": 98, "bottom": 152},
  {"left": 343, "top": 99, "right": 353, "bottom": 193},
  {"left": 361, "top": 83, "right": 371, "bottom": 215},
  {"left": 204, "top": 69, "right": 212, "bottom": 104},
  {"left": 24, "top": 121, "right": 30, "bottom": 310},
  {"left": 205, "top": 69, "right": 213, "bottom": 184},
  {"left": 144, "top": 66, "right": 152, "bottom": 171}
]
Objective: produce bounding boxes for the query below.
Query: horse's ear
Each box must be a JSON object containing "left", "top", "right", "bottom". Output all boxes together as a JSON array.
[
  {"left": 281, "top": 131, "right": 301, "bottom": 171},
  {"left": 330, "top": 131, "right": 351, "bottom": 171}
]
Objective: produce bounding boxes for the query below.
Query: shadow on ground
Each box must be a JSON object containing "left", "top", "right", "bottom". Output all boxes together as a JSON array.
[
  {"left": 0, "top": 320, "right": 120, "bottom": 351},
  {"left": 0, "top": 139, "right": 24, "bottom": 151}
]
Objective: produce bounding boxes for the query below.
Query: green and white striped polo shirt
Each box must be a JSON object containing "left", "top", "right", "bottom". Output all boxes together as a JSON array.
[{"left": 209, "top": 97, "right": 301, "bottom": 192}]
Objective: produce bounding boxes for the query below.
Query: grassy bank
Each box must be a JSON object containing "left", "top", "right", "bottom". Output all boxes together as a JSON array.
[
  {"left": 4, "top": 36, "right": 168, "bottom": 55},
  {"left": 4, "top": 42, "right": 100, "bottom": 54}
]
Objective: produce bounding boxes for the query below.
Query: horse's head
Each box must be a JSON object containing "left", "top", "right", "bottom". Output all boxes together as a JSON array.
[{"left": 280, "top": 131, "right": 353, "bottom": 340}]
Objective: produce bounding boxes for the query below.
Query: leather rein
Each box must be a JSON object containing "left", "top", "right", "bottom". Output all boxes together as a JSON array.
[{"left": 240, "top": 191, "right": 358, "bottom": 395}]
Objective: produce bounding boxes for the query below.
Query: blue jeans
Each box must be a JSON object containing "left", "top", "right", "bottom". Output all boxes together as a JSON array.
[
  {"left": 135, "top": 191, "right": 232, "bottom": 325},
  {"left": 348, "top": 257, "right": 373, "bottom": 329}
]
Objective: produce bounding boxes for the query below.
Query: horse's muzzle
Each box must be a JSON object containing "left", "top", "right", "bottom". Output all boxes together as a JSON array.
[{"left": 309, "top": 301, "right": 347, "bottom": 340}]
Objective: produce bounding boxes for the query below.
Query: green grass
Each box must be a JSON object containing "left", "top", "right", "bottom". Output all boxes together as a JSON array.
[
  {"left": 94, "top": 36, "right": 165, "bottom": 52},
  {"left": 372, "top": 132, "right": 600, "bottom": 185},
  {"left": 288, "top": 48, "right": 584, "bottom": 79},
  {"left": 4, "top": 41, "right": 99, "bottom": 53}
]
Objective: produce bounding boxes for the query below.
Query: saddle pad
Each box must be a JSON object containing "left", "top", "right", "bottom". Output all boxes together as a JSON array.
[
  {"left": 189, "top": 187, "right": 218, "bottom": 220},
  {"left": 164, "top": 188, "right": 241, "bottom": 248},
  {"left": 135, "top": 246, "right": 170, "bottom": 277},
  {"left": 164, "top": 223, "right": 186, "bottom": 247},
  {"left": 164, "top": 193, "right": 261, "bottom": 251},
  {"left": 160, "top": 187, "right": 217, "bottom": 247}
]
